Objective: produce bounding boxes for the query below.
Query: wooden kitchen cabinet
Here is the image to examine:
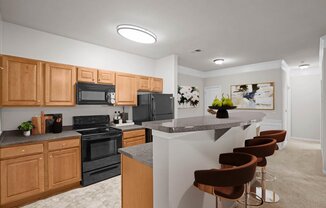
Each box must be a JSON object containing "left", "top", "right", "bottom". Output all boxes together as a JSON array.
[
  {"left": 48, "top": 147, "right": 81, "bottom": 190},
  {"left": 45, "top": 63, "right": 76, "bottom": 106},
  {"left": 0, "top": 154, "right": 45, "bottom": 204},
  {"left": 115, "top": 72, "right": 137, "bottom": 106},
  {"left": 98, "top": 70, "right": 115, "bottom": 85},
  {"left": 150, "top": 77, "right": 163, "bottom": 92},
  {"left": 137, "top": 76, "right": 151, "bottom": 91},
  {"left": 122, "top": 129, "right": 146, "bottom": 148},
  {"left": 1, "top": 56, "right": 43, "bottom": 106},
  {"left": 77, "top": 67, "right": 97, "bottom": 83}
]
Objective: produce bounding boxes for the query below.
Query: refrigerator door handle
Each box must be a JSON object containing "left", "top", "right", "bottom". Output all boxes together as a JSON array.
[
  {"left": 170, "top": 96, "right": 174, "bottom": 117},
  {"left": 152, "top": 96, "right": 156, "bottom": 116}
]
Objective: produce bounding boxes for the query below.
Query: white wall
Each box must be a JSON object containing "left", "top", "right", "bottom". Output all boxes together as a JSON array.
[
  {"left": 155, "top": 55, "right": 178, "bottom": 117},
  {"left": 320, "top": 36, "right": 326, "bottom": 174},
  {"left": 0, "top": 106, "right": 125, "bottom": 130},
  {"left": 204, "top": 69, "right": 284, "bottom": 123},
  {"left": 3, "top": 22, "right": 156, "bottom": 75},
  {"left": 291, "top": 74, "right": 321, "bottom": 140},
  {"left": 177, "top": 67, "right": 204, "bottom": 118}
]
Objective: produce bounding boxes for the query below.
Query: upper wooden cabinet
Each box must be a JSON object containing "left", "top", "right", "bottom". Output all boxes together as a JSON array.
[
  {"left": 151, "top": 77, "right": 163, "bottom": 92},
  {"left": 138, "top": 76, "right": 151, "bottom": 91},
  {"left": 45, "top": 63, "right": 76, "bottom": 106},
  {"left": 1, "top": 56, "right": 43, "bottom": 106},
  {"left": 98, "top": 70, "right": 115, "bottom": 85},
  {"left": 77, "top": 67, "right": 97, "bottom": 83},
  {"left": 115, "top": 73, "right": 137, "bottom": 106}
]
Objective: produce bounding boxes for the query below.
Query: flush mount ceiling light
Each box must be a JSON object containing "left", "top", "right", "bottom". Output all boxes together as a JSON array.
[
  {"left": 117, "top": 24, "right": 157, "bottom": 44},
  {"left": 213, "top": 58, "right": 224, "bottom": 65},
  {"left": 298, "top": 63, "right": 310, "bottom": 69}
]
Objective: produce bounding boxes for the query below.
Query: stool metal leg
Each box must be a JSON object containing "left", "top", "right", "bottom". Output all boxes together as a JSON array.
[
  {"left": 215, "top": 196, "right": 222, "bottom": 208},
  {"left": 255, "top": 167, "right": 280, "bottom": 203}
]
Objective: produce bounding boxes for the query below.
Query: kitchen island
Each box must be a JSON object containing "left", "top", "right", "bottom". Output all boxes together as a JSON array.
[{"left": 142, "top": 111, "right": 265, "bottom": 208}]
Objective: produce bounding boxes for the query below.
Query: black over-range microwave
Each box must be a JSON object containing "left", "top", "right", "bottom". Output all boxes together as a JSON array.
[{"left": 76, "top": 82, "right": 115, "bottom": 105}]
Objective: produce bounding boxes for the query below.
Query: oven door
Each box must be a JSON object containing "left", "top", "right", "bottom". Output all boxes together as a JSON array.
[
  {"left": 82, "top": 134, "right": 122, "bottom": 162},
  {"left": 76, "top": 82, "right": 115, "bottom": 105}
]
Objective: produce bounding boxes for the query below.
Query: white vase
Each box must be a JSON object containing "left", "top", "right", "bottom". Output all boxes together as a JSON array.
[{"left": 23, "top": 130, "right": 31, "bottom": 137}]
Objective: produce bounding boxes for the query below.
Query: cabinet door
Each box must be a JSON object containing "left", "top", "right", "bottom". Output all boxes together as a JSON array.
[
  {"left": 115, "top": 73, "right": 137, "bottom": 106},
  {"left": 1, "top": 56, "right": 42, "bottom": 106},
  {"left": 138, "top": 76, "right": 151, "bottom": 91},
  {"left": 45, "top": 63, "right": 76, "bottom": 106},
  {"left": 77, "top": 67, "right": 97, "bottom": 83},
  {"left": 150, "top": 77, "right": 163, "bottom": 92},
  {"left": 0, "top": 154, "right": 45, "bottom": 205},
  {"left": 98, "top": 70, "right": 115, "bottom": 85},
  {"left": 48, "top": 148, "right": 81, "bottom": 190}
]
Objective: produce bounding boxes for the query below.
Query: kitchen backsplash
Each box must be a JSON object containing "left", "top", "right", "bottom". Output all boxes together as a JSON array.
[{"left": 0, "top": 105, "right": 132, "bottom": 131}]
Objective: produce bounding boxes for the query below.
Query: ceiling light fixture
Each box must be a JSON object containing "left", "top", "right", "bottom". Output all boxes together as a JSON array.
[
  {"left": 298, "top": 63, "right": 310, "bottom": 69},
  {"left": 117, "top": 24, "right": 157, "bottom": 44},
  {"left": 213, "top": 58, "right": 224, "bottom": 65}
]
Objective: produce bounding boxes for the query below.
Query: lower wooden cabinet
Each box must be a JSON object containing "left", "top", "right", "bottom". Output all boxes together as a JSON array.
[
  {"left": 48, "top": 147, "right": 81, "bottom": 190},
  {"left": 0, "top": 154, "right": 45, "bottom": 204},
  {"left": 0, "top": 137, "right": 81, "bottom": 207},
  {"left": 122, "top": 129, "right": 146, "bottom": 148}
]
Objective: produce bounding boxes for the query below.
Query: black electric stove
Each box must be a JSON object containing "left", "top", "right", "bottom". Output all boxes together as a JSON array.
[{"left": 73, "top": 115, "right": 122, "bottom": 186}]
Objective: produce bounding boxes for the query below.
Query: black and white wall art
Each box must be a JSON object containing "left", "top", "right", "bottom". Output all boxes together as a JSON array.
[{"left": 177, "top": 85, "right": 200, "bottom": 108}]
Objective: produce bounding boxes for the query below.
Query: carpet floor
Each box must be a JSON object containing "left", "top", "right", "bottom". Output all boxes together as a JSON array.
[{"left": 23, "top": 139, "right": 326, "bottom": 208}]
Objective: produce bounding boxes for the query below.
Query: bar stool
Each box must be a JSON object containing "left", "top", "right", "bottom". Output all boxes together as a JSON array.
[
  {"left": 233, "top": 138, "right": 277, "bottom": 205},
  {"left": 193, "top": 152, "right": 257, "bottom": 208},
  {"left": 255, "top": 130, "right": 287, "bottom": 150}
]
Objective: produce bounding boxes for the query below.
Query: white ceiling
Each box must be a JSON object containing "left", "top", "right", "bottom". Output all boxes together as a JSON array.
[{"left": 1, "top": 0, "right": 326, "bottom": 71}]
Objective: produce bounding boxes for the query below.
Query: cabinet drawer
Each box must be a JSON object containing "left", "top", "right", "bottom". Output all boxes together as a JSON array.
[
  {"left": 123, "top": 129, "right": 145, "bottom": 139},
  {"left": 0, "top": 144, "right": 44, "bottom": 159},
  {"left": 48, "top": 138, "right": 80, "bottom": 151},
  {"left": 123, "top": 136, "right": 146, "bottom": 148}
]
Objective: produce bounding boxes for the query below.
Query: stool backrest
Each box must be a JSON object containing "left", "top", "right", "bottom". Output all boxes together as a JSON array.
[
  {"left": 258, "top": 130, "right": 287, "bottom": 143},
  {"left": 194, "top": 152, "right": 257, "bottom": 187},
  {"left": 233, "top": 138, "right": 277, "bottom": 158}
]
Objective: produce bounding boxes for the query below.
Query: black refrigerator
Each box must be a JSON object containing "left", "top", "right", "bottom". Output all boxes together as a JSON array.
[{"left": 133, "top": 93, "right": 174, "bottom": 142}]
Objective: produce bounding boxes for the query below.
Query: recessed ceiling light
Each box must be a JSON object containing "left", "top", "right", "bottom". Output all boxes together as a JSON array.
[
  {"left": 117, "top": 24, "right": 157, "bottom": 44},
  {"left": 298, "top": 63, "right": 310, "bottom": 69},
  {"left": 213, "top": 58, "right": 224, "bottom": 65}
]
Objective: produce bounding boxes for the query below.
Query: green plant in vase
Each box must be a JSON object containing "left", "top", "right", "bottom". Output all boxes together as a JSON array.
[{"left": 18, "top": 121, "right": 34, "bottom": 137}]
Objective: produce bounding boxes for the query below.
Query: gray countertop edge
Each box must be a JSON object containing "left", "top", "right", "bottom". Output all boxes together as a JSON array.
[
  {"left": 111, "top": 124, "right": 145, "bottom": 132},
  {"left": 119, "top": 143, "right": 153, "bottom": 167},
  {"left": 0, "top": 130, "right": 81, "bottom": 147}
]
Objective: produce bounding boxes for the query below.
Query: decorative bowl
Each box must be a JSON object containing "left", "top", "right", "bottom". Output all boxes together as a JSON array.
[{"left": 208, "top": 106, "right": 237, "bottom": 118}]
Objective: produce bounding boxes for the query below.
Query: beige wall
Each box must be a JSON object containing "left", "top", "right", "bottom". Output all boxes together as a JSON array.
[
  {"left": 204, "top": 69, "right": 283, "bottom": 121},
  {"left": 177, "top": 73, "right": 204, "bottom": 118}
]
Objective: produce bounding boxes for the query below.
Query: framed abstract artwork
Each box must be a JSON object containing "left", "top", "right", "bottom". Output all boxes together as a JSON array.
[
  {"left": 177, "top": 85, "right": 200, "bottom": 108},
  {"left": 230, "top": 82, "right": 275, "bottom": 110}
]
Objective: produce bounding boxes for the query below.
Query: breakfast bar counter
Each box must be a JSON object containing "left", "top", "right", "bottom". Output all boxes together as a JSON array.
[{"left": 142, "top": 112, "right": 265, "bottom": 208}]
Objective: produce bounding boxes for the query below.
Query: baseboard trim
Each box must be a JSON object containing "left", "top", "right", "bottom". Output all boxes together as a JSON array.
[{"left": 291, "top": 137, "right": 321, "bottom": 143}]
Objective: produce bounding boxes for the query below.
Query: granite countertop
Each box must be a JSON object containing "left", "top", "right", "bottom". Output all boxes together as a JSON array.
[
  {"left": 142, "top": 112, "right": 265, "bottom": 133},
  {"left": 112, "top": 124, "right": 145, "bottom": 132},
  {"left": 0, "top": 130, "right": 81, "bottom": 147},
  {"left": 119, "top": 143, "right": 153, "bottom": 167}
]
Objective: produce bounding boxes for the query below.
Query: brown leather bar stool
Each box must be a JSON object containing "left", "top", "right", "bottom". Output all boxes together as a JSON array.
[
  {"left": 233, "top": 138, "right": 277, "bottom": 205},
  {"left": 193, "top": 152, "right": 257, "bottom": 208},
  {"left": 253, "top": 130, "right": 286, "bottom": 203},
  {"left": 255, "top": 130, "right": 287, "bottom": 150}
]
